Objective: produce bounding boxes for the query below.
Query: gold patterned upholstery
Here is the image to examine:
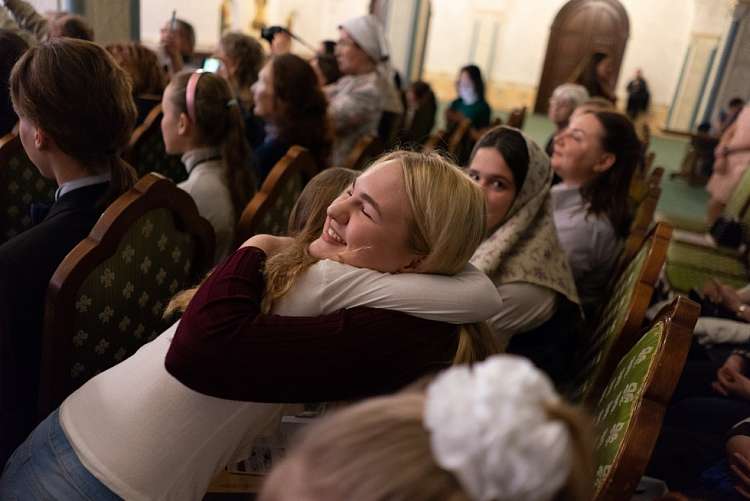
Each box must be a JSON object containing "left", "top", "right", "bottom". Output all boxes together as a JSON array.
[
  {"left": 236, "top": 146, "right": 318, "bottom": 244},
  {"left": 124, "top": 104, "right": 188, "bottom": 183},
  {"left": 38, "top": 174, "right": 214, "bottom": 416},
  {"left": 0, "top": 133, "right": 56, "bottom": 244}
]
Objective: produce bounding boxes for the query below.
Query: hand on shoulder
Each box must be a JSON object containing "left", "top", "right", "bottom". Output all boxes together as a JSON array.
[{"left": 240, "top": 234, "right": 293, "bottom": 257}]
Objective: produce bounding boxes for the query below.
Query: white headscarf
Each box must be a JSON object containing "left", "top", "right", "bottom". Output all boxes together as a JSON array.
[{"left": 339, "top": 14, "right": 403, "bottom": 114}]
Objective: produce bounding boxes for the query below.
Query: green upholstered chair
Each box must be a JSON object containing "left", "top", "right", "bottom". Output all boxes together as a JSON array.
[
  {"left": 38, "top": 173, "right": 214, "bottom": 417},
  {"left": 568, "top": 223, "right": 672, "bottom": 406},
  {"left": 236, "top": 146, "right": 318, "bottom": 244},
  {"left": 123, "top": 104, "right": 188, "bottom": 184},
  {"left": 0, "top": 133, "right": 56, "bottom": 244},
  {"left": 343, "top": 134, "right": 385, "bottom": 171},
  {"left": 592, "top": 296, "right": 698, "bottom": 501}
]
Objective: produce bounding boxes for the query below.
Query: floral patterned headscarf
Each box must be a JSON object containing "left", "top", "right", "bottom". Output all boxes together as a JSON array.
[{"left": 470, "top": 128, "right": 579, "bottom": 304}]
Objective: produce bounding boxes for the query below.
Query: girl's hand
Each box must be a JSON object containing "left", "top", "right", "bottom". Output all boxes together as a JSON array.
[{"left": 240, "top": 234, "right": 293, "bottom": 257}]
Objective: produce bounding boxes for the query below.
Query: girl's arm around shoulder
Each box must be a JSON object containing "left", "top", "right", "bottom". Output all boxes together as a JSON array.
[{"left": 316, "top": 261, "right": 503, "bottom": 324}]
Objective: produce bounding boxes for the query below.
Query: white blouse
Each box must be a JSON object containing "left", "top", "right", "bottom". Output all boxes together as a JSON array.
[{"left": 59, "top": 259, "right": 501, "bottom": 500}]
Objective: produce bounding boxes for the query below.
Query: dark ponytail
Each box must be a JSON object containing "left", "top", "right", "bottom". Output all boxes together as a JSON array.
[
  {"left": 580, "top": 111, "right": 640, "bottom": 237},
  {"left": 169, "top": 71, "right": 256, "bottom": 218}
]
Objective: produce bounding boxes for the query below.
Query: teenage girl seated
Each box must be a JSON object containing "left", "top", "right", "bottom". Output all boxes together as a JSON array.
[
  {"left": 1, "top": 152, "right": 501, "bottom": 500},
  {"left": 161, "top": 70, "right": 256, "bottom": 262}
]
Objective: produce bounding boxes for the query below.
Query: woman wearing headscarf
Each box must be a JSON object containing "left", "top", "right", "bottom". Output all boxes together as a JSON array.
[
  {"left": 468, "top": 126, "right": 580, "bottom": 380},
  {"left": 328, "top": 14, "right": 403, "bottom": 165}
]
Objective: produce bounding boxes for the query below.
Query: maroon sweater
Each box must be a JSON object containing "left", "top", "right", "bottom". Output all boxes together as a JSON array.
[{"left": 165, "top": 247, "right": 459, "bottom": 402}]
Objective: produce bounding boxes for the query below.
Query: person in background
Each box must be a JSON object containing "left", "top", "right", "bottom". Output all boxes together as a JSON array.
[
  {"left": 214, "top": 31, "right": 267, "bottom": 148},
  {"left": 159, "top": 17, "right": 199, "bottom": 75},
  {"left": 106, "top": 42, "right": 167, "bottom": 127},
  {"left": 259, "top": 356, "right": 593, "bottom": 501},
  {"left": 546, "top": 83, "right": 589, "bottom": 156},
  {"left": 551, "top": 110, "right": 640, "bottom": 315},
  {"left": 311, "top": 52, "right": 342, "bottom": 88},
  {"left": 446, "top": 64, "right": 492, "bottom": 131},
  {"left": 573, "top": 52, "right": 616, "bottom": 104},
  {"left": 161, "top": 70, "right": 256, "bottom": 262},
  {"left": 717, "top": 97, "right": 745, "bottom": 137},
  {"left": 707, "top": 104, "right": 750, "bottom": 224},
  {"left": 399, "top": 80, "right": 437, "bottom": 146},
  {"left": 0, "top": 38, "right": 137, "bottom": 466},
  {"left": 0, "top": 0, "right": 92, "bottom": 44},
  {"left": 0, "top": 29, "right": 28, "bottom": 137},
  {"left": 327, "top": 14, "right": 403, "bottom": 165},
  {"left": 252, "top": 54, "right": 332, "bottom": 179},
  {"left": 626, "top": 68, "right": 650, "bottom": 121}
]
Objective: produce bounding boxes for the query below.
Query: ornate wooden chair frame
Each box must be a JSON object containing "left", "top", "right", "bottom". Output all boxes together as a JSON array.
[
  {"left": 236, "top": 146, "right": 318, "bottom": 244},
  {"left": 594, "top": 296, "right": 699, "bottom": 500},
  {"left": 344, "top": 134, "right": 385, "bottom": 171},
  {"left": 621, "top": 184, "right": 662, "bottom": 266},
  {"left": 124, "top": 103, "right": 163, "bottom": 160},
  {"left": 580, "top": 222, "right": 673, "bottom": 407},
  {"left": 38, "top": 173, "right": 215, "bottom": 417}
]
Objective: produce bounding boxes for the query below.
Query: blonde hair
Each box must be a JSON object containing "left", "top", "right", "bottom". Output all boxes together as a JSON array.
[
  {"left": 168, "top": 152, "right": 494, "bottom": 363},
  {"left": 384, "top": 150, "right": 487, "bottom": 275},
  {"left": 260, "top": 391, "right": 593, "bottom": 501},
  {"left": 262, "top": 151, "right": 487, "bottom": 309},
  {"left": 287, "top": 167, "right": 359, "bottom": 237}
]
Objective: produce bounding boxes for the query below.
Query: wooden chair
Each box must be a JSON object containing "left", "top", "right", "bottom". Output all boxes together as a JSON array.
[
  {"left": 592, "top": 296, "right": 699, "bottom": 501},
  {"left": 123, "top": 104, "right": 188, "bottom": 183},
  {"left": 236, "top": 146, "right": 318, "bottom": 244},
  {"left": 343, "top": 134, "right": 384, "bottom": 171},
  {"left": 446, "top": 118, "right": 473, "bottom": 163},
  {"left": 506, "top": 106, "right": 527, "bottom": 129},
  {"left": 568, "top": 223, "right": 672, "bottom": 407},
  {"left": 0, "top": 132, "right": 57, "bottom": 245},
  {"left": 38, "top": 173, "right": 215, "bottom": 417},
  {"left": 621, "top": 184, "right": 662, "bottom": 266}
]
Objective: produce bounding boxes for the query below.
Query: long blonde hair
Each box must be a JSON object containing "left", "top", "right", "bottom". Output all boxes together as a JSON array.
[
  {"left": 262, "top": 151, "right": 487, "bottom": 309},
  {"left": 169, "top": 152, "right": 494, "bottom": 362},
  {"left": 259, "top": 391, "right": 593, "bottom": 501}
]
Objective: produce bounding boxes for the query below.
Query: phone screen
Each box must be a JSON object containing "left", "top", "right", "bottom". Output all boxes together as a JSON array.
[{"left": 203, "top": 57, "right": 221, "bottom": 73}]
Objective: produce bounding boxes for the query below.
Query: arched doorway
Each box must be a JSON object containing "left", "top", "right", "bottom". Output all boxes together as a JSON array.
[{"left": 534, "top": 0, "right": 630, "bottom": 113}]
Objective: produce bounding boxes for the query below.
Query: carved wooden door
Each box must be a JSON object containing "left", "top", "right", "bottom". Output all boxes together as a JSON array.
[{"left": 534, "top": 0, "right": 630, "bottom": 113}]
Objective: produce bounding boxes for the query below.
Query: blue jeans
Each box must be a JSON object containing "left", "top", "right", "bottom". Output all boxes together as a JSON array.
[{"left": 0, "top": 409, "right": 121, "bottom": 500}]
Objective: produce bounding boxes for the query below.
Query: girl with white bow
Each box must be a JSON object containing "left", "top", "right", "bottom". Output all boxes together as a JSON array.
[{"left": 259, "top": 356, "right": 594, "bottom": 501}]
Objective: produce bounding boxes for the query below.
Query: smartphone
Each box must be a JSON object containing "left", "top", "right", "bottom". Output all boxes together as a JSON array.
[{"left": 202, "top": 57, "right": 222, "bottom": 73}]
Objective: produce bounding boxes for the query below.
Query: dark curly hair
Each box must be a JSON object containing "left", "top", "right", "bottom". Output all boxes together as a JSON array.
[{"left": 267, "top": 54, "right": 332, "bottom": 168}]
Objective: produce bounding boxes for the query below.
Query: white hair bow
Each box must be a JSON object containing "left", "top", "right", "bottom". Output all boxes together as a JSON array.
[{"left": 424, "top": 356, "right": 573, "bottom": 501}]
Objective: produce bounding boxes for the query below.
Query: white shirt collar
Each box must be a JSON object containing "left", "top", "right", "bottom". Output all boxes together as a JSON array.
[{"left": 55, "top": 172, "right": 111, "bottom": 201}]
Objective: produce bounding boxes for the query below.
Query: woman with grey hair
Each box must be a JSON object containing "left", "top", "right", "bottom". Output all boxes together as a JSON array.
[{"left": 545, "top": 83, "right": 589, "bottom": 156}]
